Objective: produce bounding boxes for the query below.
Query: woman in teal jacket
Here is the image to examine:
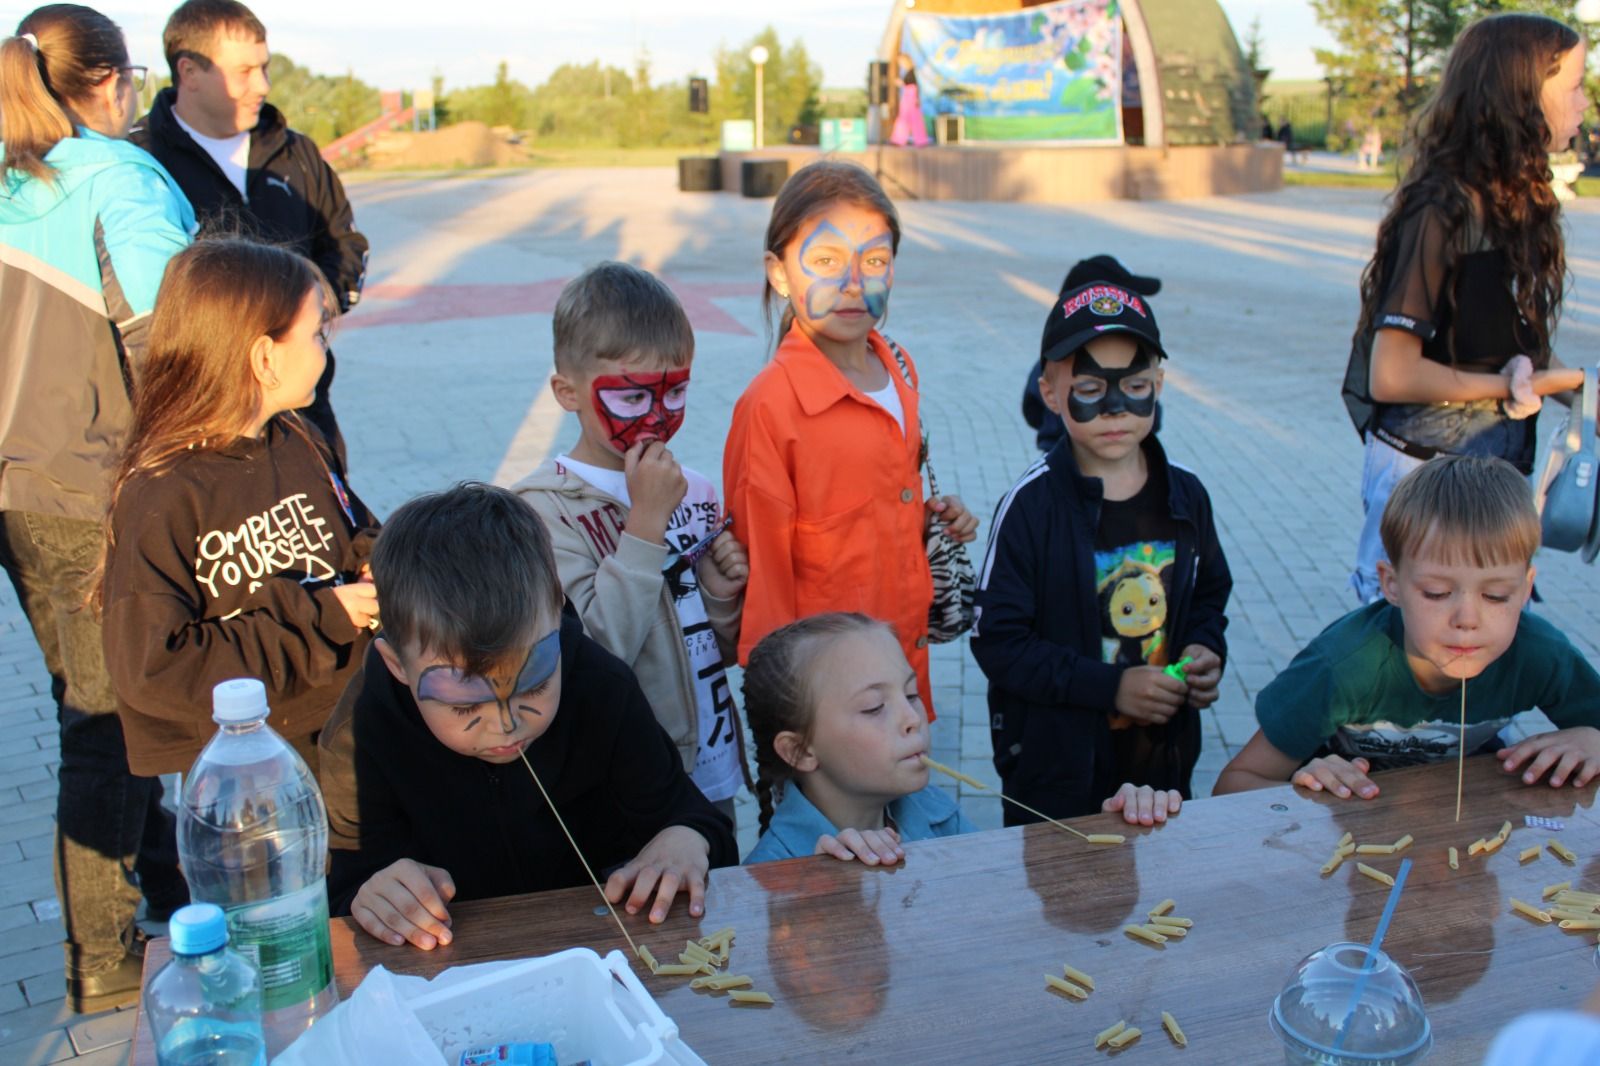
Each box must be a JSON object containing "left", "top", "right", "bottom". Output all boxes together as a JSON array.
[{"left": 1, "top": 5, "right": 193, "bottom": 1012}]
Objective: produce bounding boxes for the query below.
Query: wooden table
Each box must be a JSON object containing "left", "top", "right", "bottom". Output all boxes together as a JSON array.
[{"left": 132, "top": 758, "right": 1600, "bottom": 1064}]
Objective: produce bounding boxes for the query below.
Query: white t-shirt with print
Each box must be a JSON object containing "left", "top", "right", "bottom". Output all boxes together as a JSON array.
[
  {"left": 174, "top": 111, "right": 250, "bottom": 200},
  {"left": 863, "top": 380, "right": 905, "bottom": 433},
  {"left": 557, "top": 455, "right": 742, "bottom": 803}
]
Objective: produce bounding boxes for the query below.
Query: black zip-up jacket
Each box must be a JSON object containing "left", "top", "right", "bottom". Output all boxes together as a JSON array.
[
  {"left": 971, "top": 434, "right": 1232, "bottom": 819},
  {"left": 130, "top": 90, "right": 368, "bottom": 309},
  {"left": 320, "top": 606, "right": 738, "bottom": 916}
]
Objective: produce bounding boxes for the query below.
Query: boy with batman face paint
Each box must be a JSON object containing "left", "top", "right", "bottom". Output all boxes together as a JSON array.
[{"left": 972, "top": 261, "right": 1234, "bottom": 822}]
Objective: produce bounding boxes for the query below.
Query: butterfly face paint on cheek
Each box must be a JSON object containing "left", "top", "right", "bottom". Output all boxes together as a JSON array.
[
  {"left": 590, "top": 369, "right": 690, "bottom": 450},
  {"left": 797, "top": 221, "right": 894, "bottom": 323},
  {"left": 1064, "top": 345, "right": 1158, "bottom": 424},
  {"left": 416, "top": 629, "right": 561, "bottom": 735}
]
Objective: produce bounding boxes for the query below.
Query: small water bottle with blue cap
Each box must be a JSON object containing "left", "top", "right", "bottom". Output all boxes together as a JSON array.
[{"left": 144, "top": 903, "right": 267, "bottom": 1066}]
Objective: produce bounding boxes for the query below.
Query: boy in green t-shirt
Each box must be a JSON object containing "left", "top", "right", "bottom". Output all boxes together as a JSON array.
[{"left": 1216, "top": 456, "right": 1600, "bottom": 800}]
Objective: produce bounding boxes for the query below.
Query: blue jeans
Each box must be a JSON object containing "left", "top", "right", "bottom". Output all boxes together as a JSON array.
[
  {"left": 0, "top": 511, "right": 186, "bottom": 977},
  {"left": 1350, "top": 435, "right": 1425, "bottom": 604}
]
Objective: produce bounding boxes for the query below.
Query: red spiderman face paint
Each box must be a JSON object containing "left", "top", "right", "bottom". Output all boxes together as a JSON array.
[{"left": 590, "top": 369, "right": 690, "bottom": 450}]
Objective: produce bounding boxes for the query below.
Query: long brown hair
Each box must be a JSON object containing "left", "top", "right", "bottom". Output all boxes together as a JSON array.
[
  {"left": 762, "top": 161, "right": 901, "bottom": 347},
  {"left": 1357, "top": 13, "right": 1580, "bottom": 359},
  {"left": 743, "top": 612, "right": 891, "bottom": 834},
  {"left": 97, "top": 238, "right": 332, "bottom": 603},
  {"left": 1, "top": 5, "right": 128, "bottom": 183}
]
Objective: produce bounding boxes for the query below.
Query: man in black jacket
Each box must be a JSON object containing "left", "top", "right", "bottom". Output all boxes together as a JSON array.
[
  {"left": 131, "top": 0, "right": 367, "bottom": 459},
  {"left": 320, "top": 484, "right": 736, "bottom": 950}
]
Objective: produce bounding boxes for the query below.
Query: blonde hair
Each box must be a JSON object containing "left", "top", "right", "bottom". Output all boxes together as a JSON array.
[
  {"left": 1380, "top": 455, "right": 1541, "bottom": 569},
  {"left": 742, "top": 612, "right": 892, "bottom": 834},
  {"left": 2, "top": 5, "right": 128, "bottom": 183}
]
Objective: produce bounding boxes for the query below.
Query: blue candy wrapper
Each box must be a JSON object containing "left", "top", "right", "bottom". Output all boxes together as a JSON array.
[{"left": 459, "top": 1045, "right": 558, "bottom": 1066}]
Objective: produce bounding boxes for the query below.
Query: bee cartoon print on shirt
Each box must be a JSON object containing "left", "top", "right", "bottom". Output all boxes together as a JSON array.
[{"left": 1094, "top": 542, "right": 1176, "bottom": 667}]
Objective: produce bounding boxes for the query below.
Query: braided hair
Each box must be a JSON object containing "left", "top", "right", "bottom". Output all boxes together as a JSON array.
[{"left": 742, "top": 612, "right": 889, "bottom": 834}]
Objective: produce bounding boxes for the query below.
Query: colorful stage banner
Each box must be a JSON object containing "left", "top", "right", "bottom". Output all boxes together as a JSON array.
[{"left": 900, "top": 0, "right": 1123, "bottom": 143}]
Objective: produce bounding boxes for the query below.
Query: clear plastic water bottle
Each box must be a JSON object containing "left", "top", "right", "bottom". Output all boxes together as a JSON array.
[
  {"left": 144, "top": 903, "right": 266, "bottom": 1066},
  {"left": 179, "top": 679, "right": 338, "bottom": 1056}
]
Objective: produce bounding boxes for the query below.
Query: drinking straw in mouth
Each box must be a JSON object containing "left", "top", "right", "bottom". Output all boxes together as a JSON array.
[{"left": 1332, "top": 858, "right": 1412, "bottom": 1051}]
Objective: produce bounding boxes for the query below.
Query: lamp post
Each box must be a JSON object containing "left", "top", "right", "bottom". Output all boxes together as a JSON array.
[{"left": 750, "top": 44, "right": 769, "bottom": 149}]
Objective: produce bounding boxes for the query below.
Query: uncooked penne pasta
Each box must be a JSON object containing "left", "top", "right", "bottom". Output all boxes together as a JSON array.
[
  {"left": 1107, "top": 1027, "right": 1142, "bottom": 1049},
  {"left": 677, "top": 953, "right": 716, "bottom": 974},
  {"left": 1149, "top": 915, "right": 1193, "bottom": 928},
  {"left": 1162, "top": 1011, "right": 1188, "bottom": 1048},
  {"left": 1045, "top": 974, "right": 1089, "bottom": 999},
  {"left": 1392, "top": 834, "right": 1414, "bottom": 852},
  {"left": 1086, "top": 833, "right": 1126, "bottom": 845},
  {"left": 690, "top": 974, "right": 753, "bottom": 991},
  {"left": 1448, "top": 847, "right": 1459, "bottom": 870},
  {"left": 1482, "top": 835, "right": 1505, "bottom": 855},
  {"left": 637, "top": 945, "right": 659, "bottom": 973},
  {"left": 1337, "top": 840, "right": 1356, "bottom": 857},
  {"left": 1546, "top": 908, "right": 1598, "bottom": 923},
  {"left": 653, "top": 963, "right": 704, "bottom": 976},
  {"left": 1062, "top": 964, "right": 1096, "bottom": 991},
  {"left": 1468, "top": 838, "right": 1488, "bottom": 856},
  {"left": 1337, "top": 831, "right": 1353, "bottom": 849},
  {"left": 1559, "top": 919, "right": 1600, "bottom": 931},
  {"left": 1151, "top": 924, "right": 1188, "bottom": 938},
  {"left": 1356, "top": 844, "right": 1396, "bottom": 855},
  {"left": 1357, "top": 863, "right": 1395, "bottom": 887},
  {"left": 1549, "top": 840, "right": 1579, "bottom": 863},
  {"left": 1544, "top": 881, "right": 1573, "bottom": 900},
  {"left": 1094, "top": 1021, "right": 1128, "bottom": 1049},
  {"left": 1553, "top": 890, "right": 1600, "bottom": 905},
  {"left": 701, "top": 926, "right": 735, "bottom": 944},
  {"left": 1520, "top": 845, "right": 1541, "bottom": 864},
  {"left": 1510, "top": 898, "right": 1553, "bottom": 923},
  {"left": 1148, "top": 899, "right": 1176, "bottom": 918},
  {"left": 1497, "top": 820, "right": 1513, "bottom": 843},
  {"left": 1124, "top": 924, "right": 1168, "bottom": 945},
  {"left": 683, "top": 941, "right": 716, "bottom": 963},
  {"left": 1321, "top": 852, "right": 1347, "bottom": 877},
  {"left": 727, "top": 990, "right": 774, "bottom": 1005}
]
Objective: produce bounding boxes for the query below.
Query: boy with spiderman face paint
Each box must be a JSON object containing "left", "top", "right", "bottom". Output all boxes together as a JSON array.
[
  {"left": 972, "top": 260, "right": 1234, "bottom": 822},
  {"left": 517, "top": 263, "right": 753, "bottom": 825}
]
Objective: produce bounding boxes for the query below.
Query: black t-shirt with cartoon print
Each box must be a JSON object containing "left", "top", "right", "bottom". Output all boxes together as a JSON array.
[{"left": 1094, "top": 463, "right": 1178, "bottom": 671}]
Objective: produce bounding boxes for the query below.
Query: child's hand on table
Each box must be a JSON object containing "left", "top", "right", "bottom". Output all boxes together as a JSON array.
[
  {"left": 605, "top": 825, "right": 710, "bottom": 924},
  {"left": 1102, "top": 783, "right": 1183, "bottom": 826},
  {"left": 1115, "top": 666, "right": 1186, "bottom": 724},
  {"left": 696, "top": 531, "right": 749, "bottom": 599},
  {"left": 1498, "top": 727, "right": 1600, "bottom": 789},
  {"left": 352, "top": 859, "right": 456, "bottom": 950},
  {"left": 1292, "top": 755, "right": 1379, "bottom": 800},
  {"left": 928, "top": 494, "right": 979, "bottom": 542},
  {"left": 1178, "top": 645, "right": 1223, "bottom": 709},
  {"left": 814, "top": 826, "right": 904, "bottom": 866}
]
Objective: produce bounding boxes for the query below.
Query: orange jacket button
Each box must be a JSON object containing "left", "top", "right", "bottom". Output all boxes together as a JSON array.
[{"left": 901, "top": 488, "right": 914, "bottom": 503}]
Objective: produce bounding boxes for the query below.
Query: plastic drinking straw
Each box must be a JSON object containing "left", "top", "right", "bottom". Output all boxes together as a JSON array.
[{"left": 1332, "top": 858, "right": 1413, "bottom": 1051}]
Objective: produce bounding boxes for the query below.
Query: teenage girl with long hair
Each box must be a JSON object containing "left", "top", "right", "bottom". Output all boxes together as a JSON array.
[
  {"left": 99, "top": 239, "right": 380, "bottom": 780},
  {"left": 1342, "top": 13, "right": 1589, "bottom": 601}
]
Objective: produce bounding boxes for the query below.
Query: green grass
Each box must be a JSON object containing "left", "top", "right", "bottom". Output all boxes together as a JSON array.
[{"left": 1282, "top": 169, "right": 1399, "bottom": 190}]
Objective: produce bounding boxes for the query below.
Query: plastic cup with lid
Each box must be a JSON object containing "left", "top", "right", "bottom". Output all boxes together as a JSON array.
[{"left": 1269, "top": 941, "right": 1432, "bottom": 1065}]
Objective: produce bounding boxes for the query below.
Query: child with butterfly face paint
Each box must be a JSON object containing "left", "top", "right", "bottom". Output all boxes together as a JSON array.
[
  {"left": 518, "top": 263, "right": 752, "bottom": 824},
  {"left": 972, "top": 265, "right": 1233, "bottom": 822}
]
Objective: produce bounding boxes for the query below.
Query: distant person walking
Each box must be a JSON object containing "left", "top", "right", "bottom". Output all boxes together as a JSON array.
[
  {"left": 890, "top": 65, "right": 930, "bottom": 147},
  {"left": 0, "top": 4, "right": 195, "bottom": 1012},
  {"left": 1340, "top": 13, "right": 1589, "bottom": 602},
  {"left": 130, "top": 0, "right": 367, "bottom": 461},
  {"left": 1358, "top": 127, "right": 1382, "bottom": 170}
]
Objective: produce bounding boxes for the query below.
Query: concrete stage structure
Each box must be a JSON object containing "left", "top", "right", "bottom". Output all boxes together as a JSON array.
[{"left": 713, "top": 0, "right": 1282, "bottom": 203}]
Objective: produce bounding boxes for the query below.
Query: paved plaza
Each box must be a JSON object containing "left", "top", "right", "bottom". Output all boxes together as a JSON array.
[{"left": 4, "top": 169, "right": 1600, "bottom": 1063}]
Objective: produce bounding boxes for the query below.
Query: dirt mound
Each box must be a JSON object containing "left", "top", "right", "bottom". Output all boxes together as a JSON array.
[{"left": 363, "top": 121, "right": 529, "bottom": 170}]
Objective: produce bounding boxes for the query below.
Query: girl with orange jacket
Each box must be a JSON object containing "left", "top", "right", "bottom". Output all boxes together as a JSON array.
[{"left": 723, "top": 161, "right": 978, "bottom": 714}]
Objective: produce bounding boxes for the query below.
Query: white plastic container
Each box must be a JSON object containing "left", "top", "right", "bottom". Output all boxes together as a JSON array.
[{"left": 407, "top": 949, "right": 707, "bottom": 1066}]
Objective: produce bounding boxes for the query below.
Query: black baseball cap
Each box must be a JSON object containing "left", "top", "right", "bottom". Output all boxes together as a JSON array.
[{"left": 1040, "top": 279, "right": 1166, "bottom": 365}]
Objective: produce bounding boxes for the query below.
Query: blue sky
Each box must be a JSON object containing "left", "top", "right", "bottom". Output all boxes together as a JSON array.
[{"left": 97, "top": 0, "right": 1331, "bottom": 94}]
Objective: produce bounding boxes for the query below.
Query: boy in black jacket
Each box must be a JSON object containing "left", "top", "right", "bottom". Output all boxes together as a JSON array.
[
  {"left": 320, "top": 483, "right": 736, "bottom": 951},
  {"left": 972, "top": 261, "right": 1232, "bottom": 823}
]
